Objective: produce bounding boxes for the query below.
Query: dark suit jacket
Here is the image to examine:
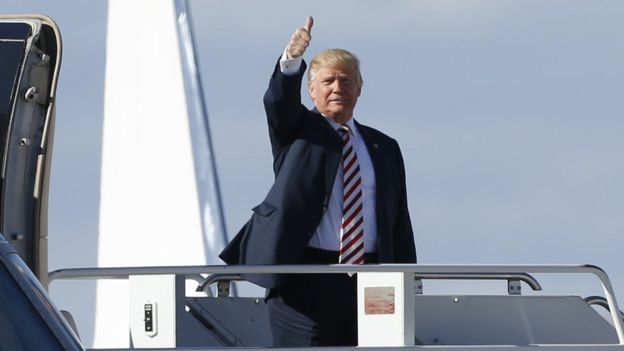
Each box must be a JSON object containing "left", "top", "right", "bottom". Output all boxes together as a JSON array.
[{"left": 220, "top": 60, "right": 416, "bottom": 288}]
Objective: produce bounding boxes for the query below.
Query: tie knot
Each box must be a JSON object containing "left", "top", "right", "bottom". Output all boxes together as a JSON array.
[{"left": 338, "top": 124, "right": 350, "bottom": 136}]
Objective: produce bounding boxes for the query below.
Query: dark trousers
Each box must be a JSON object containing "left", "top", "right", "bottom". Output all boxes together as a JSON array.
[{"left": 267, "top": 248, "right": 377, "bottom": 347}]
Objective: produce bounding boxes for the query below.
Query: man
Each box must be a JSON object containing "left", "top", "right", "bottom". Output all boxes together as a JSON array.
[{"left": 220, "top": 16, "right": 416, "bottom": 346}]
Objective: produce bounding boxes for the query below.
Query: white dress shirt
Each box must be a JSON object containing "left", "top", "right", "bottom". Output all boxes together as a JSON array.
[{"left": 279, "top": 53, "right": 378, "bottom": 253}]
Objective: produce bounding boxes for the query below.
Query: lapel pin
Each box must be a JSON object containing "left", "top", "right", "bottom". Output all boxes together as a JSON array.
[{"left": 373, "top": 143, "right": 379, "bottom": 149}]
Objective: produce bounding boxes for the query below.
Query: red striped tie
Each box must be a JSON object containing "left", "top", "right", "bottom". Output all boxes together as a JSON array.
[{"left": 338, "top": 125, "right": 365, "bottom": 264}]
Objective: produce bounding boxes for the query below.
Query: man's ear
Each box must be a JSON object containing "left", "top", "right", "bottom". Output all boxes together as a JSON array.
[{"left": 308, "top": 82, "right": 316, "bottom": 101}]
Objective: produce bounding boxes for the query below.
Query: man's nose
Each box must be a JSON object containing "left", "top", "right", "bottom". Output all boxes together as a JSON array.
[{"left": 331, "top": 80, "right": 344, "bottom": 92}]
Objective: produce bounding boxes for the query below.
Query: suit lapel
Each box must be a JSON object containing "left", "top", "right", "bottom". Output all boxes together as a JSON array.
[
  {"left": 310, "top": 109, "right": 342, "bottom": 201},
  {"left": 355, "top": 120, "right": 387, "bottom": 240},
  {"left": 354, "top": 120, "right": 383, "bottom": 184}
]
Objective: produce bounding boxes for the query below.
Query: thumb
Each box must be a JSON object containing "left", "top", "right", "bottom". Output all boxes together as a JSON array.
[{"left": 305, "top": 16, "right": 314, "bottom": 34}]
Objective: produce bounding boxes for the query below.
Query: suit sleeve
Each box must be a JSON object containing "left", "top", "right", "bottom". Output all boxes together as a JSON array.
[
  {"left": 263, "top": 59, "right": 308, "bottom": 157},
  {"left": 393, "top": 141, "right": 417, "bottom": 263}
]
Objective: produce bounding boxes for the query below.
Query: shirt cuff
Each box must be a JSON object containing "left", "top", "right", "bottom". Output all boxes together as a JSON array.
[{"left": 279, "top": 46, "right": 303, "bottom": 76}]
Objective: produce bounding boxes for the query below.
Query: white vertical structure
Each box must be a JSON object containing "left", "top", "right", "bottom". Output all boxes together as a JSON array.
[
  {"left": 129, "top": 275, "right": 178, "bottom": 348},
  {"left": 357, "top": 272, "right": 415, "bottom": 347},
  {"left": 95, "top": 0, "right": 226, "bottom": 347}
]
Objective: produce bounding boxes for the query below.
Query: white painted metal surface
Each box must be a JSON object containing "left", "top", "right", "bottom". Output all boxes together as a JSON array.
[
  {"left": 129, "top": 275, "right": 177, "bottom": 348},
  {"left": 358, "top": 272, "right": 415, "bottom": 346},
  {"left": 95, "top": 0, "right": 222, "bottom": 347}
]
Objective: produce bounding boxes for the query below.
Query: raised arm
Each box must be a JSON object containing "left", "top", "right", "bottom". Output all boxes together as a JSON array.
[{"left": 264, "top": 17, "right": 315, "bottom": 154}]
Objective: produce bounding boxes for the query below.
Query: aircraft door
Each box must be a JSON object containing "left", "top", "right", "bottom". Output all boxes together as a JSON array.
[{"left": 0, "top": 16, "right": 61, "bottom": 284}]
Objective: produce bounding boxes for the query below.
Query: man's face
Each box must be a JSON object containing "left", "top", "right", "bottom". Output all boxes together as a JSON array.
[{"left": 308, "top": 64, "right": 361, "bottom": 124}]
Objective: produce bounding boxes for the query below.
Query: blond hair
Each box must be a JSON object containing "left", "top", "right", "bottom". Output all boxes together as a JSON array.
[{"left": 308, "top": 48, "right": 363, "bottom": 88}]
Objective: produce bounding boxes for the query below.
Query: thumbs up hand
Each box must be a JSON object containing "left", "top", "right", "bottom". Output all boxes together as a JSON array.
[{"left": 286, "top": 16, "right": 314, "bottom": 59}]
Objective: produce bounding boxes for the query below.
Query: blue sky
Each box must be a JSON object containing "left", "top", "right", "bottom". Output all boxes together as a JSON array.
[{"left": 2, "top": 0, "right": 624, "bottom": 344}]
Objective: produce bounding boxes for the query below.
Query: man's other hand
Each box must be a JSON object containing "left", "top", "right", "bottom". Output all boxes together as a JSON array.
[{"left": 286, "top": 16, "right": 313, "bottom": 59}]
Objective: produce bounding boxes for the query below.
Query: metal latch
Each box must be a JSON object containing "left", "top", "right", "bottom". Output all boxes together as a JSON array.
[{"left": 508, "top": 279, "right": 522, "bottom": 295}]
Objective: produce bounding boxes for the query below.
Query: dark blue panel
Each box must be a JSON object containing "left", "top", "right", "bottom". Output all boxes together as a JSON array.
[
  {"left": 0, "top": 22, "right": 32, "bottom": 41},
  {"left": 0, "top": 41, "right": 26, "bottom": 168},
  {"left": 0, "top": 256, "right": 64, "bottom": 350}
]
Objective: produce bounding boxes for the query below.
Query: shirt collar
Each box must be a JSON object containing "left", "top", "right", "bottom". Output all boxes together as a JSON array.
[{"left": 324, "top": 117, "right": 358, "bottom": 138}]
